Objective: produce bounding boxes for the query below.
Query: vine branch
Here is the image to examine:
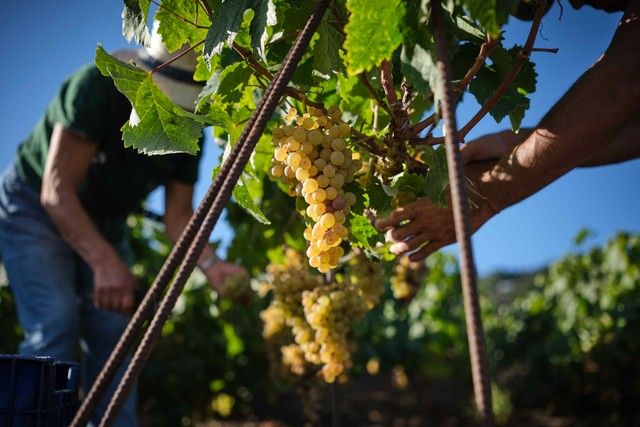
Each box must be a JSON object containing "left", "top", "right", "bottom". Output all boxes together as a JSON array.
[
  {"left": 150, "top": 40, "right": 205, "bottom": 75},
  {"left": 358, "top": 73, "right": 394, "bottom": 117},
  {"left": 232, "top": 43, "right": 325, "bottom": 109}
]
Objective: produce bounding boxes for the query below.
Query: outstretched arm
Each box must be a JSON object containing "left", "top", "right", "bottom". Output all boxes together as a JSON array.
[{"left": 377, "top": 1, "right": 640, "bottom": 261}]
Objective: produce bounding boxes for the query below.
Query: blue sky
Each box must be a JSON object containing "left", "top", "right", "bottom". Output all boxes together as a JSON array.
[{"left": 0, "top": 2, "right": 637, "bottom": 276}]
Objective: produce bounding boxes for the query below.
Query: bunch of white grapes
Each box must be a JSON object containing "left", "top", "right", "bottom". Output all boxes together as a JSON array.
[
  {"left": 259, "top": 250, "right": 322, "bottom": 374},
  {"left": 347, "top": 253, "right": 385, "bottom": 309},
  {"left": 390, "top": 256, "right": 425, "bottom": 301},
  {"left": 269, "top": 106, "right": 362, "bottom": 272},
  {"left": 301, "top": 283, "right": 367, "bottom": 383}
]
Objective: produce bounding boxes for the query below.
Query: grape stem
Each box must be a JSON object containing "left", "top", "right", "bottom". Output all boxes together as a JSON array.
[
  {"left": 150, "top": 40, "right": 205, "bottom": 75},
  {"left": 232, "top": 43, "right": 326, "bottom": 110}
]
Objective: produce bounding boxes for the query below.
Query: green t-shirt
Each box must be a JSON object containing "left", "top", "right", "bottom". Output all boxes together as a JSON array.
[{"left": 15, "top": 64, "right": 202, "bottom": 223}]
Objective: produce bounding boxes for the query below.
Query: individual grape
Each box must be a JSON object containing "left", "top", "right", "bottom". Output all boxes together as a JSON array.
[
  {"left": 338, "top": 122, "right": 350, "bottom": 137},
  {"left": 287, "top": 137, "right": 300, "bottom": 152},
  {"left": 293, "top": 127, "right": 306, "bottom": 142},
  {"left": 270, "top": 164, "right": 284, "bottom": 177},
  {"left": 329, "top": 174, "right": 344, "bottom": 189},
  {"left": 322, "top": 164, "right": 336, "bottom": 178},
  {"left": 320, "top": 148, "right": 332, "bottom": 161},
  {"left": 331, "top": 138, "right": 346, "bottom": 151},
  {"left": 274, "top": 147, "right": 288, "bottom": 162},
  {"left": 328, "top": 125, "right": 340, "bottom": 139},
  {"left": 300, "top": 157, "right": 312, "bottom": 170},
  {"left": 319, "top": 213, "right": 335, "bottom": 229},
  {"left": 325, "top": 186, "right": 338, "bottom": 200},
  {"left": 284, "top": 165, "right": 295, "bottom": 179},
  {"left": 287, "top": 152, "right": 301, "bottom": 167},
  {"left": 332, "top": 195, "right": 346, "bottom": 211},
  {"left": 308, "top": 129, "right": 323, "bottom": 145},
  {"left": 314, "top": 158, "right": 327, "bottom": 170},
  {"left": 296, "top": 168, "right": 310, "bottom": 181},
  {"left": 330, "top": 151, "right": 345, "bottom": 166},
  {"left": 316, "top": 174, "right": 330, "bottom": 189},
  {"left": 302, "top": 178, "right": 318, "bottom": 193},
  {"left": 302, "top": 116, "right": 315, "bottom": 130}
]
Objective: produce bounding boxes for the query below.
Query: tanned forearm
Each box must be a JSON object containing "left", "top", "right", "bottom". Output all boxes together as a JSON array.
[
  {"left": 41, "top": 125, "right": 121, "bottom": 270},
  {"left": 41, "top": 184, "right": 120, "bottom": 268},
  {"left": 477, "top": 3, "right": 640, "bottom": 213}
]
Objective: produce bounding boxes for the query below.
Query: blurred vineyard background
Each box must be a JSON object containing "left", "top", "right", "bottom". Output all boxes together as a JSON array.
[{"left": 1, "top": 216, "right": 639, "bottom": 426}]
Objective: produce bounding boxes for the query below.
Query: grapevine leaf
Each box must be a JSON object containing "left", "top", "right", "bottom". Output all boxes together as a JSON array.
[
  {"left": 156, "top": 0, "right": 209, "bottom": 52},
  {"left": 205, "top": 0, "right": 250, "bottom": 60},
  {"left": 121, "top": 0, "right": 151, "bottom": 46},
  {"left": 468, "top": 45, "right": 537, "bottom": 131},
  {"left": 366, "top": 179, "right": 392, "bottom": 216},
  {"left": 349, "top": 213, "right": 380, "bottom": 249},
  {"left": 400, "top": 43, "right": 437, "bottom": 100},
  {"left": 313, "top": 16, "right": 344, "bottom": 76},
  {"left": 233, "top": 182, "right": 270, "bottom": 224},
  {"left": 336, "top": 74, "right": 373, "bottom": 123},
  {"left": 344, "top": 0, "right": 404, "bottom": 75},
  {"left": 423, "top": 145, "right": 449, "bottom": 207},
  {"left": 461, "top": 0, "right": 506, "bottom": 38},
  {"left": 451, "top": 13, "right": 486, "bottom": 42},
  {"left": 249, "top": 0, "right": 277, "bottom": 58},
  {"left": 95, "top": 45, "right": 202, "bottom": 155},
  {"left": 390, "top": 172, "right": 426, "bottom": 196}
]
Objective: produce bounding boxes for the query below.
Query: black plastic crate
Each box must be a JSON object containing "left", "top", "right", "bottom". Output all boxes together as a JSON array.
[{"left": 0, "top": 355, "right": 80, "bottom": 427}]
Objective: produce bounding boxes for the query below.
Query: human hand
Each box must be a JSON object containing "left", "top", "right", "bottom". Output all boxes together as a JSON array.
[
  {"left": 93, "top": 254, "right": 137, "bottom": 314},
  {"left": 375, "top": 190, "right": 494, "bottom": 262},
  {"left": 204, "top": 261, "right": 250, "bottom": 300}
]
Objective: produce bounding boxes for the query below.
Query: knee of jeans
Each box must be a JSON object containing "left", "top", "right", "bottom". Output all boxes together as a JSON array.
[{"left": 21, "top": 306, "right": 80, "bottom": 359}]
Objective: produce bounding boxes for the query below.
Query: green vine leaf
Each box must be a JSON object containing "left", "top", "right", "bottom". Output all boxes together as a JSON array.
[
  {"left": 122, "top": 0, "right": 151, "bottom": 46},
  {"left": 423, "top": 145, "right": 449, "bottom": 207},
  {"left": 156, "top": 0, "right": 209, "bottom": 52},
  {"left": 468, "top": 45, "right": 537, "bottom": 131},
  {"left": 344, "top": 0, "right": 404, "bottom": 75},
  {"left": 249, "top": 0, "right": 277, "bottom": 58},
  {"left": 205, "top": 0, "right": 251, "bottom": 60},
  {"left": 313, "top": 16, "right": 344, "bottom": 77},
  {"left": 95, "top": 45, "right": 203, "bottom": 155},
  {"left": 233, "top": 183, "right": 271, "bottom": 224},
  {"left": 349, "top": 213, "right": 380, "bottom": 249}
]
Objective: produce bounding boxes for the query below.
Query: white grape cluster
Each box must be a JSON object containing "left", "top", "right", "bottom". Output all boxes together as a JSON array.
[
  {"left": 347, "top": 253, "right": 385, "bottom": 309},
  {"left": 390, "top": 256, "right": 424, "bottom": 301},
  {"left": 302, "top": 283, "right": 367, "bottom": 383},
  {"left": 269, "top": 106, "right": 361, "bottom": 272},
  {"left": 259, "top": 250, "right": 322, "bottom": 375},
  {"left": 259, "top": 250, "right": 377, "bottom": 383}
]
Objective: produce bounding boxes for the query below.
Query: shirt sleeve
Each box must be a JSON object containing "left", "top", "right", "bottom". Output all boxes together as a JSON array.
[{"left": 51, "top": 65, "right": 111, "bottom": 143}]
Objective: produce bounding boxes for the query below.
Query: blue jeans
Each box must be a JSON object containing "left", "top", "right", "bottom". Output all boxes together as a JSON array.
[{"left": 0, "top": 165, "right": 138, "bottom": 427}]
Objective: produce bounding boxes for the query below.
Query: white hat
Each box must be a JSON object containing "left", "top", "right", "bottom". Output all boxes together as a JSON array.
[{"left": 112, "top": 23, "right": 203, "bottom": 112}]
